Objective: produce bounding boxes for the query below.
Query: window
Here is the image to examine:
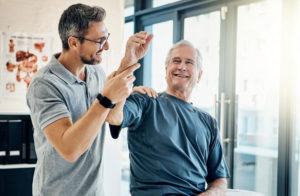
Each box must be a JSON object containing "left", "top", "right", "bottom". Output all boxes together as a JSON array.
[
  {"left": 233, "top": 1, "right": 281, "bottom": 195},
  {"left": 145, "top": 20, "right": 173, "bottom": 92},
  {"left": 153, "top": 0, "right": 181, "bottom": 7},
  {"left": 184, "top": 11, "right": 220, "bottom": 115}
]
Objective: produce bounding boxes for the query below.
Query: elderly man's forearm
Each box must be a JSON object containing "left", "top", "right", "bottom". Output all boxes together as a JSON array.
[
  {"left": 106, "top": 100, "right": 125, "bottom": 125},
  {"left": 198, "top": 178, "right": 227, "bottom": 196}
]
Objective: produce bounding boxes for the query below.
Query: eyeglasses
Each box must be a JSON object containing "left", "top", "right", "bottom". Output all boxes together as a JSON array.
[{"left": 74, "top": 33, "right": 110, "bottom": 50}]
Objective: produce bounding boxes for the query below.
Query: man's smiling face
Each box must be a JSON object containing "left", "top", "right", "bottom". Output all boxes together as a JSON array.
[{"left": 165, "top": 45, "right": 202, "bottom": 92}]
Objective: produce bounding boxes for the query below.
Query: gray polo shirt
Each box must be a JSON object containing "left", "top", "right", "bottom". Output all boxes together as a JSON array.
[{"left": 26, "top": 54, "right": 106, "bottom": 196}]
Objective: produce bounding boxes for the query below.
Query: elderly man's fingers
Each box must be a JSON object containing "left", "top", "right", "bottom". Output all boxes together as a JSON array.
[
  {"left": 131, "top": 37, "right": 146, "bottom": 44},
  {"left": 126, "top": 74, "right": 136, "bottom": 84}
]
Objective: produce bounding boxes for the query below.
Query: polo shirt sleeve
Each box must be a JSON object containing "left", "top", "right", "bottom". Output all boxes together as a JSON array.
[
  {"left": 205, "top": 118, "right": 230, "bottom": 183},
  {"left": 109, "top": 93, "right": 148, "bottom": 139},
  {"left": 27, "top": 79, "right": 71, "bottom": 131}
]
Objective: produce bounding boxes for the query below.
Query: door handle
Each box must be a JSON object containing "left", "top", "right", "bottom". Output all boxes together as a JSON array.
[{"left": 216, "top": 93, "right": 231, "bottom": 147}]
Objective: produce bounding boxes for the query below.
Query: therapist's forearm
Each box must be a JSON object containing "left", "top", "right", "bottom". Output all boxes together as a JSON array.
[
  {"left": 198, "top": 178, "right": 227, "bottom": 196},
  {"left": 50, "top": 100, "right": 110, "bottom": 162}
]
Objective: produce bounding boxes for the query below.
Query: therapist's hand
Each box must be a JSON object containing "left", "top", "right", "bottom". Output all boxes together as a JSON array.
[
  {"left": 101, "top": 63, "right": 140, "bottom": 104},
  {"left": 132, "top": 86, "right": 158, "bottom": 98}
]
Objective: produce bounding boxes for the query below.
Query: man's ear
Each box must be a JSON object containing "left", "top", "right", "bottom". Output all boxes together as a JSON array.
[
  {"left": 68, "top": 36, "right": 79, "bottom": 50},
  {"left": 197, "top": 70, "right": 203, "bottom": 83},
  {"left": 165, "top": 65, "right": 169, "bottom": 79}
]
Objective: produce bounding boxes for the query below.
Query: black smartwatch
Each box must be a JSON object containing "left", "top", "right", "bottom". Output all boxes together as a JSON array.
[{"left": 96, "top": 93, "right": 115, "bottom": 108}]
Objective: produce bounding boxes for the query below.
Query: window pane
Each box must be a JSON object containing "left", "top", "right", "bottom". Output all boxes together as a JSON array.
[
  {"left": 145, "top": 20, "right": 173, "bottom": 91},
  {"left": 233, "top": 1, "right": 281, "bottom": 195},
  {"left": 124, "top": 0, "right": 134, "bottom": 17},
  {"left": 184, "top": 11, "right": 220, "bottom": 115},
  {"left": 122, "top": 22, "right": 134, "bottom": 55},
  {"left": 153, "top": 0, "right": 181, "bottom": 8}
]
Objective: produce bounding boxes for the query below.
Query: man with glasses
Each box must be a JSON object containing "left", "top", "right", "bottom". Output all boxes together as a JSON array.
[
  {"left": 107, "top": 40, "right": 230, "bottom": 196},
  {"left": 26, "top": 3, "right": 153, "bottom": 196}
]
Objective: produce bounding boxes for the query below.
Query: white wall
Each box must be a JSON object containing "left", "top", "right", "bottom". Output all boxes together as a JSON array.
[{"left": 0, "top": 0, "right": 124, "bottom": 195}]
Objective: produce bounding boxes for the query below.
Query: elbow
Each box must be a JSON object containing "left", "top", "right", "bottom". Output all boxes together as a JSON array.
[
  {"left": 63, "top": 154, "right": 79, "bottom": 163},
  {"left": 106, "top": 115, "right": 122, "bottom": 126},
  {"left": 59, "top": 150, "right": 81, "bottom": 163}
]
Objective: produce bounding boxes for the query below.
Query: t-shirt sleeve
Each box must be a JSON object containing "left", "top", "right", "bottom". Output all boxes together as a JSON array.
[
  {"left": 109, "top": 93, "right": 148, "bottom": 139},
  {"left": 26, "top": 79, "right": 71, "bottom": 131},
  {"left": 206, "top": 118, "right": 230, "bottom": 182}
]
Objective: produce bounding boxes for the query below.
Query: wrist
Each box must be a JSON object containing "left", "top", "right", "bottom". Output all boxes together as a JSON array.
[
  {"left": 118, "top": 57, "right": 133, "bottom": 73},
  {"left": 97, "top": 93, "right": 115, "bottom": 109}
]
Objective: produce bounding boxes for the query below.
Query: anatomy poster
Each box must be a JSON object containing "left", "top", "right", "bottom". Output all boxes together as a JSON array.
[{"left": 0, "top": 32, "right": 53, "bottom": 114}]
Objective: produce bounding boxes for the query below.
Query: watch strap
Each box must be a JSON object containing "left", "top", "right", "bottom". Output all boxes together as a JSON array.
[{"left": 97, "top": 93, "right": 115, "bottom": 108}]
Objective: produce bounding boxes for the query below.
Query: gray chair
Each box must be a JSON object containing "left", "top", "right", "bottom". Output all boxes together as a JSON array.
[{"left": 226, "top": 189, "right": 264, "bottom": 196}]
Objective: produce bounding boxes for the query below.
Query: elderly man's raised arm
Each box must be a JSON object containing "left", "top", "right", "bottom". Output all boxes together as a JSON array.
[{"left": 117, "top": 31, "right": 153, "bottom": 74}]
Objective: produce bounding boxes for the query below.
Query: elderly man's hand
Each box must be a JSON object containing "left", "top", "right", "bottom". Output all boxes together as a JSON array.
[{"left": 118, "top": 31, "right": 153, "bottom": 74}]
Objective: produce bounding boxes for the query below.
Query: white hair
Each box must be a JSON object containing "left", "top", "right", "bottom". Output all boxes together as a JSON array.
[{"left": 165, "top": 40, "right": 203, "bottom": 70}]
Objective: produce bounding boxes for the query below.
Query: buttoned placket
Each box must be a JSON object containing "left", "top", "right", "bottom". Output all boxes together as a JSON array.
[{"left": 84, "top": 70, "right": 94, "bottom": 109}]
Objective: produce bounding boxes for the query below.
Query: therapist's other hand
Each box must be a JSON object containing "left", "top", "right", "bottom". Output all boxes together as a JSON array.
[{"left": 132, "top": 86, "right": 158, "bottom": 98}]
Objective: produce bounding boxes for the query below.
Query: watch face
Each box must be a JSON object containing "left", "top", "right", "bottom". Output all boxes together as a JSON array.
[{"left": 97, "top": 94, "right": 115, "bottom": 108}]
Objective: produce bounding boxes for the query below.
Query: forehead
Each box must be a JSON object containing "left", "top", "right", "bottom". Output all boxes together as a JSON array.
[
  {"left": 86, "top": 21, "right": 108, "bottom": 37},
  {"left": 170, "top": 45, "right": 197, "bottom": 60}
]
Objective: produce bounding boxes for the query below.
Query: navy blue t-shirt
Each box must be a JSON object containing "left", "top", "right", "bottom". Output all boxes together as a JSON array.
[{"left": 110, "top": 92, "right": 230, "bottom": 196}]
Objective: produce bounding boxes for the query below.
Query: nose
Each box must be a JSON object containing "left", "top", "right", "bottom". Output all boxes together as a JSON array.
[
  {"left": 103, "top": 41, "right": 109, "bottom": 50},
  {"left": 177, "top": 62, "right": 186, "bottom": 71}
]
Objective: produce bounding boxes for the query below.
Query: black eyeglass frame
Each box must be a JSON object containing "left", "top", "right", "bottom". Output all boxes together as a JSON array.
[{"left": 74, "top": 33, "right": 110, "bottom": 50}]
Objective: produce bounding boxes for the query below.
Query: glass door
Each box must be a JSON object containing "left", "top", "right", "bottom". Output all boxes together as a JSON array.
[
  {"left": 232, "top": 0, "right": 281, "bottom": 195},
  {"left": 182, "top": 1, "right": 282, "bottom": 195}
]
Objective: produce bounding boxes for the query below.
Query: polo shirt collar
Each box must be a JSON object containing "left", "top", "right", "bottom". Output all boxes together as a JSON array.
[{"left": 49, "top": 53, "right": 95, "bottom": 84}]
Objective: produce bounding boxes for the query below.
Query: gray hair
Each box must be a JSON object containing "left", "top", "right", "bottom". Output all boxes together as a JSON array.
[
  {"left": 165, "top": 40, "right": 203, "bottom": 70},
  {"left": 58, "top": 3, "right": 106, "bottom": 50}
]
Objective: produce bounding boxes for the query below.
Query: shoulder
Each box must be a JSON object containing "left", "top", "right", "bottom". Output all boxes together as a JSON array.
[
  {"left": 124, "top": 92, "right": 156, "bottom": 111},
  {"left": 127, "top": 92, "right": 151, "bottom": 103},
  {"left": 195, "top": 107, "right": 214, "bottom": 121},
  {"left": 194, "top": 107, "right": 218, "bottom": 133},
  {"left": 29, "top": 66, "right": 53, "bottom": 90},
  {"left": 27, "top": 67, "right": 63, "bottom": 100}
]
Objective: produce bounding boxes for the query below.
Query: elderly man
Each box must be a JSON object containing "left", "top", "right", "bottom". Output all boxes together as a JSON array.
[
  {"left": 26, "top": 3, "right": 153, "bottom": 196},
  {"left": 107, "top": 40, "right": 230, "bottom": 196}
]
